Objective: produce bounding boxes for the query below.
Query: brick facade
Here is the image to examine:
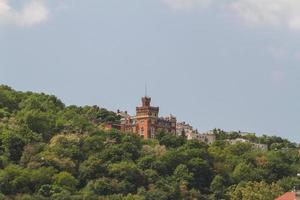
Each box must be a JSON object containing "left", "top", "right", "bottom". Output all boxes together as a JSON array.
[
  {"left": 113, "top": 96, "right": 177, "bottom": 139},
  {"left": 135, "top": 96, "right": 159, "bottom": 139}
]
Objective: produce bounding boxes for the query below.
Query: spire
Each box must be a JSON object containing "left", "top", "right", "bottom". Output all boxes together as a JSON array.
[
  {"left": 142, "top": 83, "right": 151, "bottom": 106},
  {"left": 145, "top": 82, "right": 148, "bottom": 97}
]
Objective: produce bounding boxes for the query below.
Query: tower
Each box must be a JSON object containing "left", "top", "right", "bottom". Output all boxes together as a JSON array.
[{"left": 135, "top": 96, "right": 159, "bottom": 139}]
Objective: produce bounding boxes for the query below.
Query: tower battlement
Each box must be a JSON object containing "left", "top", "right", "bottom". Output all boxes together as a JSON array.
[{"left": 114, "top": 96, "right": 176, "bottom": 139}]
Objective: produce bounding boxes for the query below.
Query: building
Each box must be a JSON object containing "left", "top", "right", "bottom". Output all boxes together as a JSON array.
[
  {"left": 252, "top": 143, "right": 268, "bottom": 151},
  {"left": 157, "top": 115, "right": 177, "bottom": 134},
  {"left": 276, "top": 192, "right": 300, "bottom": 200},
  {"left": 113, "top": 96, "right": 177, "bottom": 139},
  {"left": 187, "top": 132, "right": 216, "bottom": 144},
  {"left": 117, "top": 110, "right": 136, "bottom": 133},
  {"left": 176, "top": 122, "right": 195, "bottom": 138},
  {"left": 106, "top": 96, "right": 218, "bottom": 144},
  {"left": 176, "top": 122, "right": 216, "bottom": 144},
  {"left": 227, "top": 138, "right": 249, "bottom": 144},
  {"left": 104, "top": 123, "right": 121, "bottom": 131},
  {"left": 226, "top": 138, "right": 268, "bottom": 151},
  {"left": 135, "top": 96, "right": 160, "bottom": 139},
  {"left": 107, "top": 96, "right": 220, "bottom": 144},
  {"left": 195, "top": 132, "right": 216, "bottom": 144}
]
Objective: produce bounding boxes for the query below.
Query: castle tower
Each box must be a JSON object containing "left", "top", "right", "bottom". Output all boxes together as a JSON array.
[{"left": 135, "top": 96, "right": 159, "bottom": 139}]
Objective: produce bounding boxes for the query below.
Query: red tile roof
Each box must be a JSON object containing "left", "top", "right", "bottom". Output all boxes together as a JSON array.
[{"left": 275, "top": 192, "right": 296, "bottom": 200}]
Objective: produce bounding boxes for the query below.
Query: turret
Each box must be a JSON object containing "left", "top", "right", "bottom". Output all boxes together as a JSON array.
[{"left": 142, "top": 96, "right": 151, "bottom": 107}]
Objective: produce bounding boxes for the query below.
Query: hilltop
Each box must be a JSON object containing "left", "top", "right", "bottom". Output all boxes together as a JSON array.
[{"left": 0, "top": 85, "right": 299, "bottom": 200}]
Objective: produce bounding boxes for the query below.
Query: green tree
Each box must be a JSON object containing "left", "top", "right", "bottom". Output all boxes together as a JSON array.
[
  {"left": 108, "top": 162, "right": 145, "bottom": 193},
  {"left": 187, "top": 158, "right": 212, "bottom": 189},
  {"left": 1, "top": 131, "right": 25, "bottom": 162},
  {"left": 232, "top": 162, "right": 259, "bottom": 182},
  {"left": 173, "top": 164, "right": 194, "bottom": 184},
  {"left": 0, "top": 85, "right": 20, "bottom": 112},
  {"left": 158, "top": 133, "right": 186, "bottom": 149},
  {"left": 277, "top": 176, "right": 300, "bottom": 192},
  {"left": 83, "top": 178, "right": 119, "bottom": 196},
  {"left": 79, "top": 156, "right": 107, "bottom": 184},
  {"left": 227, "top": 181, "right": 283, "bottom": 200},
  {"left": 210, "top": 175, "right": 226, "bottom": 200},
  {"left": 53, "top": 172, "right": 78, "bottom": 192},
  {"left": 18, "top": 110, "right": 56, "bottom": 141},
  {"left": 0, "top": 165, "right": 30, "bottom": 195}
]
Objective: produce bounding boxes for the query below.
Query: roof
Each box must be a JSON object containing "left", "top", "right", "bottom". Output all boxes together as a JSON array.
[{"left": 276, "top": 192, "right": 296, "bottom": 200}]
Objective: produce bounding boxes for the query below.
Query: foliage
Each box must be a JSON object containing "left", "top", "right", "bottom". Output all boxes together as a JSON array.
[
  {"left": 227, "top": 181, "right": 283, "bottom": 200},
  {"left": 0, "top": 85, "right": 299, "bottom": 199}
]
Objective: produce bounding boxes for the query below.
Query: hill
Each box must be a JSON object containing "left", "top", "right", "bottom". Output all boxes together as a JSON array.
[{"left": 0, "top": 85, "right": 299, "bottom": 200}]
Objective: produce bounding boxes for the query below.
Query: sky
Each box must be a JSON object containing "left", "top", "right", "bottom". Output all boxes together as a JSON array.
[{"left": 1, "top": 0, "right": 300, "bottom": 142}]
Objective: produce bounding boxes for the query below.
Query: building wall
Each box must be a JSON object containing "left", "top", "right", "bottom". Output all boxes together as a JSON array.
[
  {"left": 109, "top": 96, "right": 184, "bottom": 140},
  {"left": 227, "top": 138, "right": 268, "bottom": 151},
  {"left": 176, "top": 122, "right": 194, "bottom": 137},
  {"left": 135, "top": 97, "right": 159, "bottom": 139},
  {"left": 157, "top": 115, "right": 177, "bottom": 134}
]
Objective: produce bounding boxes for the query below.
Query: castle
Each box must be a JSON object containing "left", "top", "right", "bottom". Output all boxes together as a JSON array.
[
  {"left": 106, "top": 96, "right": 176, "bottom": 139},
  {"left": 105, "top": 96, "right": 215, "bottom": 144}
]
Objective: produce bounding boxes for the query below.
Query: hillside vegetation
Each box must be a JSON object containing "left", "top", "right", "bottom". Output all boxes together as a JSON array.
[{"left": 0, "top": 85, "right": 299, "bottom": 200}]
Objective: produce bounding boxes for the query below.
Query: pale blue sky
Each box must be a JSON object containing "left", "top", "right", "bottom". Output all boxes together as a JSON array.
[{"left": 1, "top": 0, "right": 300, "bottom": 142}]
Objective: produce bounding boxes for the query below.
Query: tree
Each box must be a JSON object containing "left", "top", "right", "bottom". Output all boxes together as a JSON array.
[
  {"left": 1, "top": 131, "right": 25, "bottom": 162},
  {"left": 30, "top": 167, "right": 57, "bottom": 192},
  {"left": 173, "top": 164, "right": 194, "bottom": 184},
  {"left": 56, "top": 106, "right": 93, "bottom": 134},
  {"left": 264, "top": 151, "right": 294, "bottom": 182},
  {"left": 277, "top": 176, "right": 300, "bottom": 192},
  {"left": 210, "top": 175, "right": 226, "bottom": 199},
  {"left": 108, "top": 162, "right": 145, "bottom": 193},
  {"left": 187, "top": 158, "right": 212, "bottom": 189},
  {"left": 48, "top": 134, "right": 84, "bottom": 162},
  {"left": 227, "top": 181, "right": 283, "bottom": 200},
  {"left": 82, "top": 135, "right": 104, "bottom": 156},
  {"left": 0, "top": 165, "right": 30, "bottom": 195},
  {"left": 17, "top": 110, "right": 56, "bottom": 141},
  {"left": 79, "top": 156, "right": 107, "bottom": 184},
  {"left": 51, "top": 190, "right": 73, "bottom": 200},
  {"left": 53, "top": 172, "right": 78, "bottom": 192},
  {"left": 20, "top": 142, "right": 45, "bottom": 168},
  {"left": 100, "top": 145, "right": 131, "bottom": 163},
  {"left": 232, "top": 162, "right": 259, "bottom": 183},
  {"left": 137, "top": 155, "right": 156, "bottom": 170},
  {"left": 83, "top": 178, "right": 120, "bottom": 196},
  {"left": 0, "top": 85, "right": 20, "bottom": 112},
  {"left": 1, "top": 85, "right": 300, "bottom": 199},
  {"left": 158, "top": 133, "right": 186, "bottom": 149},
  {"left": 38, "top": 184, "right": 53, "bottom": 197}
]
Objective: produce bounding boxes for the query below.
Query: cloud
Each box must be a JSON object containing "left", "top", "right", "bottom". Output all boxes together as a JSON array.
[
  {"left": 294, "top": 52, "right": 300, "bottom": 62},
  {"left": 163, "top": 0, "right": 300, "bottom": 30},
  {"left": 0, "top": 0, "right": 49, "bottom": 27},
  {"left": 271, "top": 69, "right": 285, "bottom": 83},
  {"left": 163, "top": 0, "right": 212, "bottom": 11},
  {"left": 268, "top": 47, "right": 288, "bottom": 60},
  {"left": 231, "top": 0, "right": 300, "bottom": 30}
]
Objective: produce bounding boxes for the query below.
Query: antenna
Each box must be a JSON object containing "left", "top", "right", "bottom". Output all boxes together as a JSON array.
[{"left": 145, "top": 83, "right": 148, "bottom": 97}]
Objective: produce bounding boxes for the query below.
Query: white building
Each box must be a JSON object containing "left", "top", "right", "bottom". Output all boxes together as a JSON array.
[{"left": 227, "top": 138, "right": 268, "bottom": 151}]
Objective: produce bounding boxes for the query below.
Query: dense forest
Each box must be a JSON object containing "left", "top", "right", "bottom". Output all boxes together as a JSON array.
[{"left": 0, "top": 85, "right": 299, "bottom": 200}]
